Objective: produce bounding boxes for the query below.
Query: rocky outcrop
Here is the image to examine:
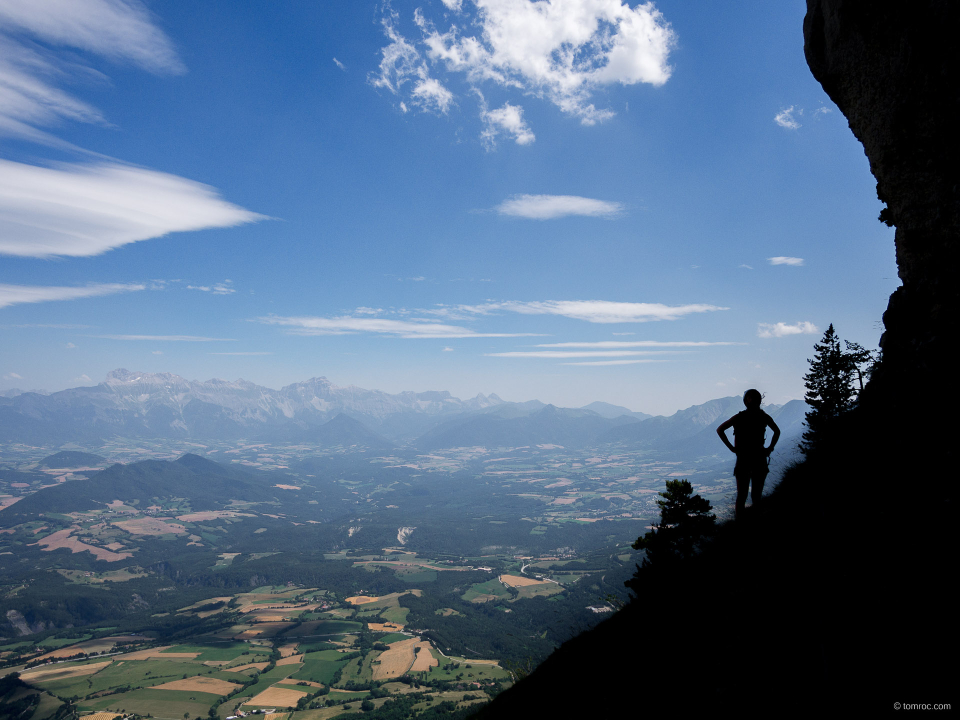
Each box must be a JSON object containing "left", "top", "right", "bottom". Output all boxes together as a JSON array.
[{"left": 804, "top": 0, "right": 959, "bottom": 459}]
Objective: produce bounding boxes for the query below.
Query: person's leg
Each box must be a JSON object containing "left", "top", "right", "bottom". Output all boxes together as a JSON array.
[
  {"left": 735, "top": 469, "right": 749, "bottom": 519},
  {"left": 752, "top": 466, "right": 768, "bottom": 507}
]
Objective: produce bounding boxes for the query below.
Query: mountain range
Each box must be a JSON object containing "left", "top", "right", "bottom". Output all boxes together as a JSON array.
[{"left": 0, "top": 369, "right": 807, "bottom": 453}]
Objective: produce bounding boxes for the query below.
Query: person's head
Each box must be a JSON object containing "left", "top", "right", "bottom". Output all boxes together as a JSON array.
[{"left": 743, "top": 389, "right": 762, "bottom": 408}]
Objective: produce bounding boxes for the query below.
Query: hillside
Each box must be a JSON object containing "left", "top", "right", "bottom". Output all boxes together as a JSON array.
[{"left": 1, "top": 454, "right": 276, "bottom": 519}]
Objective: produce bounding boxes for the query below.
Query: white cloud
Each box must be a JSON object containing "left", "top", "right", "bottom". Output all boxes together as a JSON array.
[
  {"left": 97, "top": 335, "right": 236, "bottom": 342},
  {"left": 333, "top": 57, "right": 346, "bottom": 71},
  {"left": 258, "top": 314, "right": 538, "bottom": 339},
  {"left": 0, "top": 282, "right": 143, "bottom": 309},
  {"left": 487, "top": 350, "right": 677, "bottom": 358},
  {"left": 480, "top": 102, "right": 534, "bottom": 146},
  {"left": 4, "top": 372, "right": 23, "bottom": 380},
  {"left": 757, "top": 321, "right": 818, "bottom": 339},
  {"left": 65, "top": 342, "right": 76, "bottom": 348},
  {"left": 813, "top": 106, "right": 831, "bottom": 118},
  {"left": 442, "top": 346, "right": 454, "bottom": 352},
  {"left": 0, "top": 160, "right": 265, "bottom": 257},
  {"left": 768, "top": 256, "right": 804, "bottom": 266},
  {"left": 187, "top": 280, "right": 235, "bottom": 295},
  {"left": 151, "top": 350, "right": 163, "bottom": 354},
  {"left": 459, "top": 299, "right": 726, "bottom": 323},
  {"left": 0, "top": 0, "right": 183, "bottom": 142},
  {"left": 739, "top": 264, "right": 753, "bottom": 270},
  {"left": 496, "top": 194, "right": 621, "bottom": 219},
  {"left": 774, "top": 106, "right": 801, "bottom": 130},
  {"left": 370, "top": 11, "right": 454, "bottom": 114},
  {"left": 563, "top": 359, "right": 655, "bottom": 365},
  {"left": 374, "top": 0, "right": 675, "bottom": 136},
  {"left": 73, "top": 374, "right": 92, "bottom": 383},
  {"left": 536, "top": 340, "right": 738, "bottom": 348},
  {"left": 209, "top": 352, "right": 273, "bottom": 356}
]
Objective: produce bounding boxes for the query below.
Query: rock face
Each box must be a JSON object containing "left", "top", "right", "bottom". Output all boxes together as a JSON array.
[{"left": 804, "top": 0, "right": 959, "bottom": 458}]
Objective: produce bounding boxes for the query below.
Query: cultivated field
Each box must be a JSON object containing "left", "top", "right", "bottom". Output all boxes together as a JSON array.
[
  {"left": 372, "top": 637, "right": 418, "bottom": 680},
  {"left": 245, "top": 685, "right": 307, "bottom": 707},
  {"left": 33, "top": 528, "right": 132, "bottom": 561},
  {"left": 20, "top": 660, "right": 111, "bottom": 682},
  {"left": 150, "top": 676, "right": 240, "bottom": 694}
]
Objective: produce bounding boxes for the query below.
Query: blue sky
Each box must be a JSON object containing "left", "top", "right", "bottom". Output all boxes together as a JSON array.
[{"left": 0, "top": 0, "right": 896, "bottom": 415}]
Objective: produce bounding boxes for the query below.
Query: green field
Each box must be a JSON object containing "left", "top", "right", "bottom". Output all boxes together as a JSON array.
[
  {"left": 461, "top": 579, "right": 511, "bottom": 603},
  {"left": 81, "top": 688, "right": 218, "bottom": 719}
]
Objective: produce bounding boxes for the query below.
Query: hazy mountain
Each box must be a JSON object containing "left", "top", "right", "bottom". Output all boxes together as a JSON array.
[
  {"left": 415, "top": 405, "right": 641, "bottom": 450},
  {"left": 311, "top": 413, "right": 394, "bottom": 451},
  {"left": 580, "top": 401, "right": 652, "bottom": 421},
  {"left": 1, "top": 454, "right": 275, "bottom": 520}
]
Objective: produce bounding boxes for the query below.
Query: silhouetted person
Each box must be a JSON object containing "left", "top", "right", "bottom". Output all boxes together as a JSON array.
[{"left": 717, "top": 389, "right": 780, "bottom": 519}]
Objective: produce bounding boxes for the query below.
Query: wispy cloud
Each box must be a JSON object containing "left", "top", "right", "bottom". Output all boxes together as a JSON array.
[
  {"left": 0, "top": 0, "right": 183, "bottom": 143},
  {"left": 372, "top": 0, "right": 675, "bottom": 140},
  {"left": 187, "top": 280, "right": 236, "bottom": 295},
  {"left": 258, "top": 314, "right": 538, "bottom": 339},
  {"left": 370, "top": 10, "right": 454, "bottom": 114},
  {"left": 458, "top": 300, "right": 726, "bottom": 323},
  {"left": 0, "top": 282, "right": 143, "bottom": 309},
  {"left": 0, "top": 160, "right": 265, "bottom": 258},
  {"left": 536, "top": 340, "right": 739, "bottom": 348},
  {"left": 333, "top": 57, "right": 346, "bottom": 71},
  {"left": 767, "top": 256, "right": 804, "bottom": 266},
  {"left": 209, "top": 352, "right": 273, "bottom": 356},
  {"left": 495, "top": 195, "right": 622, "bottom": 219},
  {"left": 563, "top": 359, "right": 658, "bottom": 365},
  {"left": 3, "top": 372, "right": 23, "bottom": 380},
  {"left": 757, "top": 321, "right": 818, "bottom": 339},
  {"left": 486, "top": 350, "right": 680, "bottom": 358},
  {"left": 96, "top": 335, "right": 237, "bottom": 342},
  {"left": 774, "top": 106, "right": 801, "bottom": 130}
]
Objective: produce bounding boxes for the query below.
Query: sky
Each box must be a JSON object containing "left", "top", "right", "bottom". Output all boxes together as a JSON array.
[{"left": 0, "top": 0, "right": 898, "bottom": 416}]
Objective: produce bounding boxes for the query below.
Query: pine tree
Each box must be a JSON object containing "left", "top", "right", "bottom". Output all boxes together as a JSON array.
[
  {"left": 801, "top": 324, "right": 874, "bottom": 454},
  {"left": 630, "top": 479, "right": 715, "bottom": 570}
]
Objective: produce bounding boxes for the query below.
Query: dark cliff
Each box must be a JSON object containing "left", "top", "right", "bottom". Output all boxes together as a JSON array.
[
  {"left": 474, "top": 2, "right": 956, "bottom": 716},
  {"left": 804, "top": 0, "right": 959, "bottom": 441}
]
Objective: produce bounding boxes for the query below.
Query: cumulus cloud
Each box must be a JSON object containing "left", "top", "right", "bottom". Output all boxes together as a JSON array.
[
  {"left": 458, "top": 299, "right": 726, "bottom": 323},
  {"left": 0, "top": 282, "right": 143, "bottom": 309},
  {"left": 496, "top": 194, "right": 621, "bottom": 219},
  {"left": 372, "top": 0, "right": 675, "bottom": 139},
  {"left": 480, "top": 101, "right": 534, "bottom": 146},
  {"left": 774, "top": 106, "right": 801, "bottom": 130},
  {"left": 258, "top": 314, "right": 538, "bottom": 339},
  {"left": 757, "top": 321, "right": 818, "bottom": 339},
  {"left": 0, "top": 0, "right": 183, "bottom": 143},
  {"left": 0, "top": 160, "right": 265, "bottom": 257},
  {"left": 768, "top": 256, "right": 804, "bottom": 266},
  {"left": 97, "top": 334, "right": 236, "bottom": 342}
]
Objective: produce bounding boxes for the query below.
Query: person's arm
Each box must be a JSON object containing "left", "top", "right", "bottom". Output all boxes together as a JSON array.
[
  {"left": 717, "top": 417, "right": 736, "bottom": 454},
  {"left": 765, "top": 415, "right": 781, "bottom": 455}
]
